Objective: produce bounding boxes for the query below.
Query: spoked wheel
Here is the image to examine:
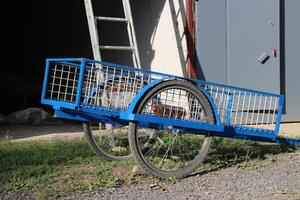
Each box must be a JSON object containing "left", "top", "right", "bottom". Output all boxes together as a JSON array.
[
  {"left": 83, "top": 78, "right": 133, "bottom": 160},
  {"left": 129, "top": 80, "right": 215, "bottom": 178},
  {"left": 83, "top": 123, "right": 131, "bottom": 160}
]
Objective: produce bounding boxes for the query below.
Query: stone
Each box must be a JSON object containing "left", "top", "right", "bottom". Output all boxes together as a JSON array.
[{"left": 5, "top": 107, "right": 52, "bottom": 125}]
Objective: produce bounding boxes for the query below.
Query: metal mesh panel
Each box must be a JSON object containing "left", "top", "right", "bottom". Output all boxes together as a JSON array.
[
  {"left": 80, "top": 62, "right": 168, "bottom": 110},
  {"left": 44, "top": 59, "right": 281, "bottom": 133},
  {"left": 46, "top": 63, "right": 79, "bottom": 102},
  {"left": 199, "top": 82, "right": 280, "bottom": 131},
  {"left": 45, "top": 60, "right": 169, "bottom": 111},
  {"left": 141, "top": 88, "right": 208, "bottom": 123}
]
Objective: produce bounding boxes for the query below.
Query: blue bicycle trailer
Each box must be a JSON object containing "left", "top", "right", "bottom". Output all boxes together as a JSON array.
[{"left": 41, "top": 58, "right": 300, "bottom": 178}]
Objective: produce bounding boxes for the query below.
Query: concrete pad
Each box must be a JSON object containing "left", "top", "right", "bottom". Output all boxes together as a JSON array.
[
  {"left": 0, "top": 123, "right": 84, "bottom": 142},
  {"left": 279, "top": 122, "right": 300, "bottom": 138}
]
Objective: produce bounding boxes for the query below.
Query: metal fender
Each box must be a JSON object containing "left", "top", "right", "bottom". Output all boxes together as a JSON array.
[
  {"left": 120, "top": 78, "right": 221, "bottom": 126},
  {"left": 120, "top": 78, "right": 171, "bottom": 120},
  {"left": 189, "top": 80, "right": 222, "bottom": 126}
]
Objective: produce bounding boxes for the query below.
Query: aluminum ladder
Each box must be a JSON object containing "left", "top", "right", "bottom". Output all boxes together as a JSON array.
[{"left": 84, "top": 0, "right": 141, "bottom": 68}]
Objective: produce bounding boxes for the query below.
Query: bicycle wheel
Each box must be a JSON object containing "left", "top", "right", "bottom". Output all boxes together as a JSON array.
[
  {"left": 84, "top": 122, "right": 131, "bottom": 160},
  {"left": 83, "top": 79, "right": 132, "bottom": 160},
  {"left": 129, "top": 80, "right": 215, "bottom": 178}
]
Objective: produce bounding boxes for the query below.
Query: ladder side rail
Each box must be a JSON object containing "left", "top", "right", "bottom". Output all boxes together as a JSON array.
[
  {"left": 84, "top": 0, "right": 114, "bottom": 136},
  {"left": 84, "top": 0, "right": 102, "bottom": 61},
  {"left": 122, "top": 0, "right": 142, "bottom": 69}
]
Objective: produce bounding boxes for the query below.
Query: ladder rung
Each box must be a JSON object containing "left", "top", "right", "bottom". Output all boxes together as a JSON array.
[
  {"left": 95, "top": 16, "right": 128, "bottom": 22},
  {"left": 99, "top": 45, "right": 135, "bottom": 51}
]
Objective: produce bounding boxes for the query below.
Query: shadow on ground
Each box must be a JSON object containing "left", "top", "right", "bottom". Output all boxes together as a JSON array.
[{"left": 188, "top": 138, "right": 298, "bottom": 178}]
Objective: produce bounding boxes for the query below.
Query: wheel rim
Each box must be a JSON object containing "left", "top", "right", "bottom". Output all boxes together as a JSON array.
[
  {"left": 85, "top": 85, "right": 132, "bottom": 159},
  {"left": 135, "top": 127, "right": 210, "bottom": 172},
  {"left": 89, "top": 123, "right": 131, "bottom": 159},
  {"left": 134, "top": 85, "right": 213, "bottom": 174}
]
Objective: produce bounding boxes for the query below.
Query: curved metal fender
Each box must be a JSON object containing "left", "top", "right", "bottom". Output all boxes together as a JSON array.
[
  {"left": 120, "top": 78, "right": 171, "bottom": 120},
  {"left": 192, "top": 81, "right": 222, "bottom": 126},
  {"left": 120, "top": 78, "right": 221, "bottom": 126}
]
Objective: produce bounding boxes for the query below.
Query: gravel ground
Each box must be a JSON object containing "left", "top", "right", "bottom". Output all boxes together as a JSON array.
[
  {"left": 1, "top": 123, "right": 299, "bottom": 200},
  {"left": 2, "top": 151, "right": 300, "bottom": 200},
  {"left": 54, "top": 151, "right": 300, "bottom": 200}
]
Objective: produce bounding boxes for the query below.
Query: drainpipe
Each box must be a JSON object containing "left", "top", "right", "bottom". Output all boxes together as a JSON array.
[{"left": 186, "top": 0, "right": 196, "bottom": 78}]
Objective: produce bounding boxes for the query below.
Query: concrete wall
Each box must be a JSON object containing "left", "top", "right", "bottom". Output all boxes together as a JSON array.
[
  {"left": 136, "top": 0, "right": 188, "bottom": 77},
  {"left": 100, "top": 0, "right": 189, "bottom": 76}
]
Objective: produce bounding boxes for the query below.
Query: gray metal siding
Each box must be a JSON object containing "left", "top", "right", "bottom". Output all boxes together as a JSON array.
[
  {"left": 282, "top": 0, "right": 300, "bottom": 121},
  {"left": 195, "top": 0, "right": 227, "bottom": 84},
  {"left": 196, "top": 0, "right": 300, "bottom": 121},
  {"left": 226, "top": 0, "right": 280, "bottom": 93}
]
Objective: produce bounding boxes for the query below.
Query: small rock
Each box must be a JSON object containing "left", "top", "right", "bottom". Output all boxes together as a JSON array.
[
  {"left": 288, "top": 153, "right": 299, "bottom": 156},
  {"left": 150, "top": 183, "right": 159, "bottom": 188},
  {"left": 112, "top": 146, "right": 127, "bottom": 153}
]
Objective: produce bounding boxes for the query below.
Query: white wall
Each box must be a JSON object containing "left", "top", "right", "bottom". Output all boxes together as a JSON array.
[
  {"left": 133, "top": 0, "right": 188, "bottom": 77},
  {"left": 150, "top": 0, "right": 188, "bottom": 76},
  {"left": 91, "top": 0, "right": 188, "bottom": 76}
]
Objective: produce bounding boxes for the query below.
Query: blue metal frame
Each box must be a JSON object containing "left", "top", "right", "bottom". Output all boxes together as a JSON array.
[
  {"left": 274, "top": 96, "right": 285, "bottom": 134},
  {"left": 126, "top": 78, "right": 171, "bottom": 114},
  {"left": 41, "top": 58, "right": 300, "bottom": 146},
  {"left": 41, "top": 59, "right": 51, "bottom": 102},
  {"left": 225, "top": 95, "right": 234, "bottom": 126},
  {"left": 75, "top": 60, "right": 86, "bottom": 107},
  {"left": 42, "top": 99, "right": 76, "bottom": 110},
  {"left": 195, "top": 79, "right": 282, "bottom": 98},
  {"left": 194, "top": 80, "right": 284, "bottom": 136},
  {"left": 196, "top": 85, "right": 222, "bottom": 126}
]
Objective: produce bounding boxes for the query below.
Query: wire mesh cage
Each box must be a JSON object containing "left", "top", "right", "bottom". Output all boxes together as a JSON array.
[
  {"left": 46, "top": 63, "right": 79, "bottom": 103},
  {"left": 44, "top": 59, "right": 171, "bottom": 111},
  {"left": 43, "top": 58, "right": 283, "bottom": 135},
  {"left": 140, "top": 87, "right": 208, "bottom": 123},
  {"left": 41, "top": 58, "right": 300, "bottom": 159},
  {"left": 198, "top": 81, "right": 282, "bottom": 132}
]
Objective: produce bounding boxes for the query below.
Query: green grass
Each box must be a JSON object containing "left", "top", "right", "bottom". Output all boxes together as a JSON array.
[
  {"left": 0, "top": 138, "right": 136, "bottom": 198},
  {"left": 206, "top": 138, "right": 297, "bottom": 170},
  {"left": 0, "top": 137, "right": 298, "bottom": 198}
]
